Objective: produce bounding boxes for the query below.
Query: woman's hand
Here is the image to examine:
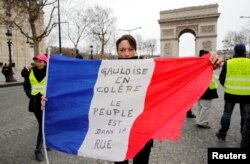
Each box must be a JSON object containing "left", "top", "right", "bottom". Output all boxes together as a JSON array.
[
  {"left": 41, "top": 96, "right": 47, "bottom": 111},
  {"left": 209, "top": 52, "right": 224, "bottom": 68}
]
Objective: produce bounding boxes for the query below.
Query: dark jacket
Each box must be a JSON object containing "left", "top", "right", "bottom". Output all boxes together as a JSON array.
[
  {"left": 200, "top": 88, "right": 218, "bottom": 100},
  {"left": 23, "top": 66, "right": 46, "bottom": 112},
  {"left": 219, "top": 56, "right": 250, "bottom": 103},
  {"left": 21, "top": 67, "right": 29, "bottom": 78},
  {"left": 1, "top": 65, "right": 9, "bottom": 76},
  {"left": 198, "top": 50, "right": 218, "bottom": 100}
]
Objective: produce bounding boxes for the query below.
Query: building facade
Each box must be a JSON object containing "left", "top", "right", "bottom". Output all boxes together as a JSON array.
[{"left": 0, "top": 1, "right": 45, "bottom": 79}]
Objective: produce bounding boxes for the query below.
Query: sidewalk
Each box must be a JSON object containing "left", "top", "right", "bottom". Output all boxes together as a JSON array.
[{"left": 0, "top": 74, "right": 23, "bottom": 88}]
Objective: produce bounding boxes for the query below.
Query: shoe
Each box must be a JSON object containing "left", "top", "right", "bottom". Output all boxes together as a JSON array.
[
  {"left": 197, "top": 124, "right": 211, "bottom": 129},
  {"left": 187, "top": 113, "right": 196, "bottom": 118},
  {"left": 216, "top": 131, "right": 226, "bottom": 141},
  {"left": 35, "top": 150, "right": 43, "bottom": 162}
]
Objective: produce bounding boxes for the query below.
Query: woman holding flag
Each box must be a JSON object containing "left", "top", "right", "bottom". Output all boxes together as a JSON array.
[
  {"left": 41, "top": 35, "right": 223, "bottom": 163},
  {"left": 114, "top": 34, "right": 153, "bottom": 164}
]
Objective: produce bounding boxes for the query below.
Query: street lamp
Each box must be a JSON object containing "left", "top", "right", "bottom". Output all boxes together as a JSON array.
[
  {"left": 58, "top": 0, "right": 62, "bottom": 53},
  {"left": 118, "top": 27, "right": 142, "bottom": 34},
  {"left": 90, "top": 45, "right": 93, "bottom": 59},
  {"left": 5, "top": 24, "right": 17, "bottom": 82}
]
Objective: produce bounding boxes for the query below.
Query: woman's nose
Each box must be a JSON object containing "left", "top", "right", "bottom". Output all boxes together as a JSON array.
[{"left": 124, "top": 50, "right": 131, "bottom": 56}]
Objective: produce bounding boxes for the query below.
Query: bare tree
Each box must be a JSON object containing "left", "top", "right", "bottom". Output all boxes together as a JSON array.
[
  {"left": 87, "top": 5, "right": 117, "bottom": 56},
  {"left": 60, "top": 0, "right": 90, "bottom": 54},
  {"left": 134, "top": 34, "right": 144, "bottom": 56},
  {"left": 223, "top": 29, "right": 249, "bottom": 50},
  {"left": 0, "top": 0, "right": 57, "bottom": 56},
  {"left": 143, "top": 39, "right": 157, "bottom": 56}
]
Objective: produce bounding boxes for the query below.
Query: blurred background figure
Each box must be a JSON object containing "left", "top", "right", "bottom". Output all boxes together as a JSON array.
[
  {"left": 1, "top": 63, "right": 10, "bottom": 82},
  {"left": 21, "top": 66, "right": 29, "bottom": 79},
  {"left": 216, "top": 44, "right": 250, "bottom": 141},
  {"left": 196, "top": 50, "right": 218, "bottom": 129}
]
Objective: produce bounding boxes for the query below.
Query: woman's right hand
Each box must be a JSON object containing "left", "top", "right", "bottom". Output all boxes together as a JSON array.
[{"left": 41, "top": 96, "right": 47, "bottom": 111}]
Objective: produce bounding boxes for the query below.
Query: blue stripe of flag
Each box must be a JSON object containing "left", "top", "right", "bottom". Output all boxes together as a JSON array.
[{"left": 45, "top": 54, "right": 101, "bottom": 154}]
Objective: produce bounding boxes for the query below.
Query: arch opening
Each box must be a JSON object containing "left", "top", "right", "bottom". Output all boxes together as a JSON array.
[{"left": 179, "top": 32, "right": 195, "bottom": 57}]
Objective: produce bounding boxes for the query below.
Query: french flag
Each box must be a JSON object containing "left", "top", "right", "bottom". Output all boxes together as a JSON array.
[{"left": 44, "top": 54, "right": 213, "bottom": 161}]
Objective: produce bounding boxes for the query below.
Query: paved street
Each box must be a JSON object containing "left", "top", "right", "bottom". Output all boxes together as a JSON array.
[{"left": 0, "top": 74, "right": 242, "bottom": 164}]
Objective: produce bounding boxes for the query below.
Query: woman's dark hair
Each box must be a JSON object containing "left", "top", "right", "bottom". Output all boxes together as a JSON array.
[{"left": 116, "top": 35, "right": 137, "bottom": 51}]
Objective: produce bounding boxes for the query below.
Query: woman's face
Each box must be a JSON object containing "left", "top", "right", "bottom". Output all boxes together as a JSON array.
[
  {"left": 117, "top": 40, "right": 136, "bottom": 58},
  {"left": 34, "top": 60, "right": 46, "bottom": 69}
]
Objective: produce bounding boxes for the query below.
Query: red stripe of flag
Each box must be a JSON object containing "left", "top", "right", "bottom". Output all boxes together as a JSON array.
[{"left": 125, "top": 55, "right": 213, "bottom": 159}]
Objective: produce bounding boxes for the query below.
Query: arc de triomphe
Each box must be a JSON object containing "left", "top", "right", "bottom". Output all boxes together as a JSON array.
[{"left": 158, "top": 4, "right": 220, "bottom": 57}]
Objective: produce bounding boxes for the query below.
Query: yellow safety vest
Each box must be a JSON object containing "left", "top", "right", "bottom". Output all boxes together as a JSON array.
[
  {"left": 209, "top": 73, "right": 218, "bottom": 89},
  {"left": 224, "top": 58, "right": 250, "bottom": 95},
  {"left": 29, "top": 69, "right": 46, "bottom": 96}
]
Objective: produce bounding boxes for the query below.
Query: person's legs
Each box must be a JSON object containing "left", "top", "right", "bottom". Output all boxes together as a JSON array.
[
  {"left": 216, "top": 101, "right": 235, "bottom": 140},
  {"left": 196, "top": 101, "right": 202, "bottom": 121},
  {"left": 34, "top": 107, "right": 43, "bottom": 161},
  {"left": 133, "top": 140, "right": 153, "bottom": 164},
  {"left": 239, "top": 103, "right": 250, "bottom": 133},
  {"left": 4, "top": 74, "right": 8, "bottom": 82},
  {"left": 196, "top": 100, "right": 212, "bottom": 127},
  {"left": 241, "top": 105, "right": 250, "bottom": 148}
]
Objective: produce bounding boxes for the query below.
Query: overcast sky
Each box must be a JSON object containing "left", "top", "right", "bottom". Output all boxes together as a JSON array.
[{"left": 63, "top": 0, "right": 250, "bottom": 56}]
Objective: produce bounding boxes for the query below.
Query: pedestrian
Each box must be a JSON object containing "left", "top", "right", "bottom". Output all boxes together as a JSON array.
[
  {"left": 1, "top": 63, "right": 10, "bottom": 82},
  {"left": 216, "top": 44, "right": 250, "bottom": 141},
  {"left": 23, "top": 53, "right": 47, "bottom": 161},
  {"left": 195, "top": 50, "right": 218, "bottom": 129},
  {"left": 41, "top": 35, "right": 224, "bottom": 163},
  {"left": 21, "top": 66, "right": 29, "bottom": 79}
]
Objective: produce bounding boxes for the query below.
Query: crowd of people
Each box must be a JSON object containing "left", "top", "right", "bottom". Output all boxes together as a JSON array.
[
  {"left": 187, "top": 43, "right": 250, "bottom": 148},
  {"left": 8, "top": 34, "right": 248, "bottom": 162}
]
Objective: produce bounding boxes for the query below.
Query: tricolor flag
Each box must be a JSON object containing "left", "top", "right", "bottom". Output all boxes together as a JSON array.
[{"left": 44, "top": 54, "right": 213, "bottom": 161}]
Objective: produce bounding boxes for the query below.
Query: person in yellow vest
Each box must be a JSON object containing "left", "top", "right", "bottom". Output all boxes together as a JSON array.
[
  {"left": 23, "top": 53, "right": 47, "bottom": 161},
  {"left": 195, "top": 50, "right": 219, "bottom": 129},
  {"left": 216, "top": 44, "right": 250, "bottom": 141}
]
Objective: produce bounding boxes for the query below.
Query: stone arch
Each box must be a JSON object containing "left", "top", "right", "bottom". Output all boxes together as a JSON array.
[
  {"left": 158, "top": 4, "right": 220, "bottom": 57},
  {"left": 177, "top": 27, "right": 197, "bottom": 39}
]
